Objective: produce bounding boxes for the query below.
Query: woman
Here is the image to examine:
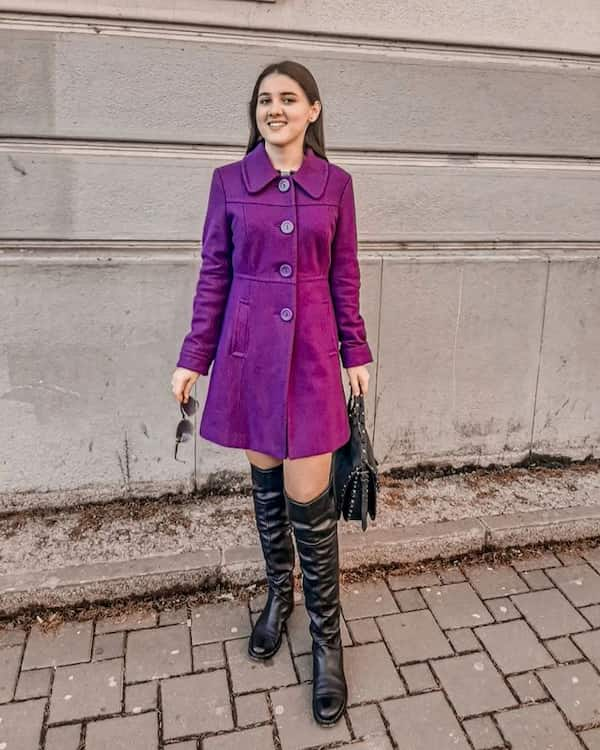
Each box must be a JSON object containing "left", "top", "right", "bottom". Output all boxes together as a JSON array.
[{"left": 171, "top": 60, "right": 372, "bottom": 726}]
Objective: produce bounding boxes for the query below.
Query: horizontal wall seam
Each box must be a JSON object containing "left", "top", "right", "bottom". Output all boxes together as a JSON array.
[
  {"left": 3, "top": 140, "right": 600, "bottom": 169},
  {"left": 1, "top": 12, "right": 600, "bottom": 66}
]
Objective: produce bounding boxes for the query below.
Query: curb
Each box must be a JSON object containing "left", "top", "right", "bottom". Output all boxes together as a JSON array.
[{"left": 1, "top": 505, "right": 600, "bottom": 617}]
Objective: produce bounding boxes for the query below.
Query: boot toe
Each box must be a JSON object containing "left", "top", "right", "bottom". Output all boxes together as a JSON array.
[{"left": 314, "top": 694, "right": 346, "bottom": 724}]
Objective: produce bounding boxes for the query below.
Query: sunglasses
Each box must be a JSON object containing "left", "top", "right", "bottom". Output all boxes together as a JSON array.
[{"left": 174, "top": 396, "right": 198, "bottom": 462}]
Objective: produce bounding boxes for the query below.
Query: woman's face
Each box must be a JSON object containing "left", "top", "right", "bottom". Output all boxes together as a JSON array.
[{"left": 256, "top": 73, "right": 321, "bottom": 148}]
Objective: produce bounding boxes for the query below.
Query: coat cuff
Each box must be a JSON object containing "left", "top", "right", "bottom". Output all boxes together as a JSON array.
[
  {"left": 340, "top": 341, "right": 374, "bottom": 369},
  {"left": 176, "top": 350, "right": 211, "bottom": 376}
]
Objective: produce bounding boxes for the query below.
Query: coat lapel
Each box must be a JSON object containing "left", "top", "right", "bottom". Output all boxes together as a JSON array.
[{"left": 242, "top": 139, "right": 329, "bottom": 199}]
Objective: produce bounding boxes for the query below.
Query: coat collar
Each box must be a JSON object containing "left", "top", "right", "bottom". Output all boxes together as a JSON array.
[{"left": 242, "top": 139, "right": 329, "bottom": 199}]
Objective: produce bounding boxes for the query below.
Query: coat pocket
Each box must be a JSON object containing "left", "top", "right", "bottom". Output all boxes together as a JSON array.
[
  {"left": 322, "top": 300, "right": 339, "bottom": 357},
  {"left": 230, "top": 298, "right": 250, "bottom": 357}
]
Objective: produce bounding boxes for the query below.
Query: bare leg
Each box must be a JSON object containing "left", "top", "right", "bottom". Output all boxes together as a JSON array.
[
  {"left": 245, "top": 449, "right": 283, "bottom": 470},
  {"left": 283, "top": 452, "right": 333, "bottom": 503}
]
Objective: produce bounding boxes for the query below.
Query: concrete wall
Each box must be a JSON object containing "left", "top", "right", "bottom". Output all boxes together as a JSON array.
[{"left": 1, "top": 2, "right": 599, "bottom": 508}]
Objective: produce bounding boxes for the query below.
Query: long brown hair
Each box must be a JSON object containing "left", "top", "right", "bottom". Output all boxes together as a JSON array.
[{"left": 246, "top": 60, "right": 327, "bottom": 160}]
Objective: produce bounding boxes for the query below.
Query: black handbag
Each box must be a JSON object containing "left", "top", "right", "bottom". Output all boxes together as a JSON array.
[{"left": 333, "top": 392, "right": 379, "bottom": 531}]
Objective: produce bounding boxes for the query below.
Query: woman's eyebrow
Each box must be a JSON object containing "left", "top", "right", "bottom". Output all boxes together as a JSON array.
[{"left": 258, "top": 91, "right": 298, "bottom": 97}]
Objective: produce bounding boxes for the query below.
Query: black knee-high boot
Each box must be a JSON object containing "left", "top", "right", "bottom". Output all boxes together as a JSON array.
[
  {"left": 248, "top": 462, "right": 296, "bottom": 660},
  {"left": 284, "top": 461, "right": 347, "bottom": 725}
]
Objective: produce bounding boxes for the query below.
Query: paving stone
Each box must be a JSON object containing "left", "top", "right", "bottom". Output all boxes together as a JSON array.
[
  {"left": 439, "top": 567, "right": 466, "bottom": 583},
  {"left": 463, "top": 715, "right": 504, "bottom": 750},
  {"left": 48, "top": 657, "right": 122, "bottom": 723},
  {"left": 159, "top": 606, "right": 189, "bottom": 626},
  {"left": 14, "top": 667, "right": 52, "bottom": 700},
  {"left": 485, "top": 596, "right": 521, "bottom": 622},
  {"left": 0, "top": 698, "right": 46, "bottom": 750},
  {"left": 347, "top": 617, "right": 381, "bottom": 644},
  {"left": 474, "top": 620, "right": 554, "bottom": 674},
  {"left": 125, "top": 681, "right": 158, "bottom": 713},
  {"left": 125, "top": 623, "right": 191, "bottom": 682},
  {"left": 193, "top": 642, "right": 225, "bottom": 671},
  {"left": 508, "top": 672, "right": 547, "bottom": 703},
  {"left": 344, "top": 642, "right": 405, "bottom": 705},
  {"left": 557, "top": 550, "right": 586, "bottom": 566},
  {"left": 511, "top": 588, "right": 591, "bottom": 638},
  {"left": 387, "top": 570, "right": 440, "bottom": 590},
  {"left": 495, "top": 701, "right": 581, "bottom": 749},
  {"left": 520, "top": 568, "right": 553, "bottom": 590},
  {"left": 581, "top": 727, "right": 600, "bottom": 749},
  {"left": 348, "top": 703, "right": 387, "bottom": 738},
  {"left": 44, "top": 722, "right": 82, "bottom": 750},
  {"left": 0, "top": 628, "right": 26, "bottom": 648},
  {"left": 377, "top": 610, "right": 452, "bottom": 664},
  {"left": 574, "top": 630, "right": 600, "bottom": 670},
  {"left": 191, "top": 601, "right": 252, "bottom": 644},
  {"left": 537, "top": 661, "right": 600, "bottom": 728},
  {"left": 447, "top": 628, "right": 480, "bottom": 653},
  {"left": 338, "top": 737, "right": 393, "bottom": 750},
  {"left": 421, "top": 582, "right": 493, "bottom": 629},
  {"left": 546, "top": 563, "right": 600, "bottom": 607},
  {"left": 226, "top": 635, "right": 297, "bottom": 693},
  {"left": 380, "top": 691, "right": 470, "bottom": 749},
  {"left": 202, "top": 725, "right": 275, "bottom": 749},
  {"left": 161, "top": 670, "right": 233, "bottom": 739},
  {"left": 512, "top": 551, "right": 562, "bottom": 571},
  {"left": 22, "top": 621, "right": 93, "bottom": 669},
  {"left": 86, "top": 711, "right": 159, "bottom": 750},
  {"left": 581, "top": 604, "right": 600, "bottom": 627},
  {"left": 463, "top": 563, "right": 529, "bottom": 598},
  {"left": 393, "top": 588, "right": 427, "bottom": 612},
  {"left": 0, "top": 645, "right": 22, "bottom": 703},
  {"left": 545, "top": 636, "right": 584, "bottom": 663},
  {"left": 93, "top": 631, "right": 125, "bottom": 661},
  {"left": 165, "top": 743, "right": 197, "bottom": 750},
  {"left": 95, "top": 610, "right": 157, "bottom": 634},
  {"left": 249, "top": 589, "right": 268, "bottom": 612},
  {"left": 340, "top": 616, "right": 353, "bottom": 647},
  {"left": 400, "top": 663, "right": 437, "bottom": 693},
  {"left": 340, "top": 580, "right": 398, "bottom": 620},
  {"left": 270, "top": 682, "right": 351, "bottom": 749},
  {"left": 235, "top": 691, "right": 270, "bottom": 726},
  {"left": 431, "top": 652, "right": 518, "bottom": 717},
  {"left": 293, "top": 654, "right": 312, "bottom": 682}
]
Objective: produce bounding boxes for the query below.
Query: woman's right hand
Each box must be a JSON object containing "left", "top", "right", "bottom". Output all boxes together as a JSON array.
[{"left": 171, "top": 367, "right": 201, "bottom": 404}]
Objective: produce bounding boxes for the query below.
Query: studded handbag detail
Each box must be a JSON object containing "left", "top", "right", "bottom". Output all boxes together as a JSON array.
[{"left": 332, "top": 392, "right": 379, "bottom": 531}]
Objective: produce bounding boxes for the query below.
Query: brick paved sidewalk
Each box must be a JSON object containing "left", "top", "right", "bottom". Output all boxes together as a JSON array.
[{"left": 3, "top": 545, "right": 600, "bottom": 749}]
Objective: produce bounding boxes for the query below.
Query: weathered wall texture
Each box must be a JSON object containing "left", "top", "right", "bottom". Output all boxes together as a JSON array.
[{"left": 1, "top": 2, "right": 599, "bottom": 508}]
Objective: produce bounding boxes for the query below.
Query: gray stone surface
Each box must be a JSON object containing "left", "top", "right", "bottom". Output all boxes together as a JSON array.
[
  {"left": 546, "top": 563, "right": 600, "bottom": 607},
  {"left": 421, "top": 582, "right": 493, "bottom": 629},
  {"left": 393, "top": 588, "right": 427, "bottom": 611},
  {"left": 463, "top": 563, "right": 529, "bottom": 598},
  {"left": 474, "top": 620, "right": 554, "bottom": 674},
  {"left": 344, "top": 642, "right": 406, "bottom": 705},
  {"left": 431, "top": 652, "right": 518, "bottom": 717},
  {"left": 495, "top": 702, "right": 581, "bottom": 749},
  {"left": 0, "top": 645, "right": 22, "bottom": 703},
  {"left": 347, "top": 617, "right": 382, "bottom": 644},
  {"left": 193, "top": 641, "right": 225, "bottom": 671},
  {"left": 380, "top": 692, "right": 470, "bottom": 749},
  {"left": 93, "top": 631, "right": 125, "bottom": 661},
  {"left": 340, "top": 580, "right": 398, "bottom": 620},
  {"left": 0, "top": 698, "right": 46, "bottom": 750},
  {"left": 377, "top": 610, "right": 452, "bottom": 664},
  {"left": 270, "top": 682, "right": 351, "bottom": 749},
  {"left": 508, "top": 672, "right": 547, "bottom": 703},
  {"left": 226, "top": 635, "right": 297, "bottom": 693},
  {"left": 463, "top": 716, "right": 504, "bottom": 750},
  {"left": 235, "top": 691, "right": 270, "bottom": 726},
  {"left": 537, "top": 662, "right": 600, "bottom": 728},
  {"left": 125, "top": 623, "right": 192, "bottom": 682},
  {"left": 511, "top": 588, "right": 591, "bottom": 638},
  {"left": 400, "top": 662, "right": 437, "bottom": 693},
  {"left": 85, "top": 712, "right": 159, "bottom": 750},
  {"left": 14, "top": 667, "right": 52, "bottom": 700},
  {"left": 191, "top": 601, "right": 252, "bottom": 644},
  {"left": 49, "top": 658, "right": 123, "bottom": 723},
  {"left": 202, "top": 725, "right": 275, "bottom": 749},
  {"left": 161, "top": 671, "right": 233, "bottom": 740},
  {"left": 22, "top": 621, "right": 93, "bottom": 669},
  {"left": 125, "top": 681, "right": 158, "bottom": 713},
  {"left": 44, "top": 722, "right": 82, "bottom": 750}
]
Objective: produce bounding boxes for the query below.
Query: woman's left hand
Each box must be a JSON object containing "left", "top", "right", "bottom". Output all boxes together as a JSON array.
[{"left": 346, "top": 365, "right": 370, "bottom": 396}]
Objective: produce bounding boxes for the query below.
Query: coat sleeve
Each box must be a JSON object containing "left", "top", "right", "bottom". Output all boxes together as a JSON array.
[
  {"left": 329, "top": 174, "right": 374, "bottom": 368},
  {"left": 176, "top": 168, "right": 233, "bottom": 375}
]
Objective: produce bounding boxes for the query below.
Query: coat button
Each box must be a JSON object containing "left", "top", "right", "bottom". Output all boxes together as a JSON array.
[
  {"left": 280, "top": 307, "right": 293, "bottom": 321},
  {"left": 279, "top": 263, "right": 292, "bottom": 277},
  {"left": 278, "top": 178, "right": 291, "bottom": 192},
  {"left": 280, "top": 220, "right": 295, "bottom": 234}
]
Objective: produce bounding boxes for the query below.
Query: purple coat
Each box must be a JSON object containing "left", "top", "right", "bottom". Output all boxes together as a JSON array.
[{"left": 177, "top": 140, "right": 373, "bottom": 460}]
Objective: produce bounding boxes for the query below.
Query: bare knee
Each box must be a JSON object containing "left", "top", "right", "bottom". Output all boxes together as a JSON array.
[
  {"left": 245, "top": 449, "right": 283, "bottom": 470},
  {"left": 284, "top": 453, "right": 333, "bottom": 503}
]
